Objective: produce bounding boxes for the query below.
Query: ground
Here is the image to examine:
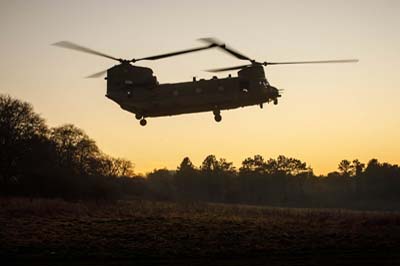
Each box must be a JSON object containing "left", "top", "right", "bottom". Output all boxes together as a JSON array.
[{"left": 1, "top": 198, "right": 400, "bottom": 265}]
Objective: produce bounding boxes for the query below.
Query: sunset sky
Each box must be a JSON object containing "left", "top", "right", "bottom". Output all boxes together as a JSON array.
[{"left": 1, "top": 0, "right": 399, "bottom": 175}]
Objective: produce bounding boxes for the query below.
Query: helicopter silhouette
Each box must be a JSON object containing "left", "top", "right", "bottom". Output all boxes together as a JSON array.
[{"left": 53, "top": 38, "right": 358, "bottom": 126}]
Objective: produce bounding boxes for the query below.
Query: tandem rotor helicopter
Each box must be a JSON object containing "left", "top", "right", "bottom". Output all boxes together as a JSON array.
[{"left": 53, "top": 38, "right": 358, "bottom": 126}]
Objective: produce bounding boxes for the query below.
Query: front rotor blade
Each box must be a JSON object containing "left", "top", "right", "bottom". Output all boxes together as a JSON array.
[
  {"left": 53, "top": 41, "right": 121, "bottom": 62},
  {"left": 85, "top": 69, "right": 108, "bottom": 78},
  {"left": 199, "top": 38, "right": 252, "bottom": 61},
  {"left": 135, "top": 44, "right": 218, "bottom": 62},
  {"left": 206, "top": 64, "right": 251, "bottom": 72},
  {"left": 266, "top": 59, "right": 359, "bottom": 65}
]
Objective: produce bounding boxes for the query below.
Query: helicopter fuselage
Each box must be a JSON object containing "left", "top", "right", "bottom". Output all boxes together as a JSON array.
[
  {"left": 53, "top": 38, "right": 357, "bottom": 126},
  {"left": 105, "top": 63, "right": 280, "bottom": 121}
]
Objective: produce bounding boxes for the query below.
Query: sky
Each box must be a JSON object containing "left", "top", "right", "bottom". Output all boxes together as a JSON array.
[{"left": 1, "top": 0, "right": 399, "bottom": 175}]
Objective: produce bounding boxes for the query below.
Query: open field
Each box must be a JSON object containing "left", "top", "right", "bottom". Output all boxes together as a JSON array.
[{"left": 2, "top": 198, "right": 400, "bottom": 265}]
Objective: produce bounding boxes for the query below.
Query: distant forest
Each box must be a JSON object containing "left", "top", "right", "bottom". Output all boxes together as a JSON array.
[{"left": 1, "top": 94, "right": 400, "bottom": 211}]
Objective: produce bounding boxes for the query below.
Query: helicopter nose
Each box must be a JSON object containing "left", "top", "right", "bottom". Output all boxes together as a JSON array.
[
  {"left": 269, "top": 86, "right": 279, "bottom": 95},
  {"left": 273, "top": 87, "right": 284, "bottom": 99}
]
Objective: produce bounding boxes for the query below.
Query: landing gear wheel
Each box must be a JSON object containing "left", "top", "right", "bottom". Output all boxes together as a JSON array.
[
  {"left": 140, "top": 118, "right": 147, "bottom": 126},
  {"left": 273, "top": 99, "right": 278, "bottom": 105},
  {"left": 214, "top": 114, "right": 222, "bottom": 122},
  {"left": 135, "top": 113, "right": 142, "bottom": 120}
]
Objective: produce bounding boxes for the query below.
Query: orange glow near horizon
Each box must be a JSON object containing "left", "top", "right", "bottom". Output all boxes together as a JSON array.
[{"left": 1, "top": 0, "right": 399, "bottom": 175}]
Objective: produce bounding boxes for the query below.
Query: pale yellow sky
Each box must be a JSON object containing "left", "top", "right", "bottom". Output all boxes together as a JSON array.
[{"left": 1, "top": 0, "right": 399, "bottom": 174}]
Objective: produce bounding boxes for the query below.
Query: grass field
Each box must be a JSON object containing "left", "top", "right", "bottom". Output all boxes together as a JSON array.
[{"left": 2, "top": 198, "right": 400, "bottom": 265}]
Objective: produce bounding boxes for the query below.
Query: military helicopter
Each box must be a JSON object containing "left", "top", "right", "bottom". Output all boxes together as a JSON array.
[{"left": 53, "top": 38, "right": 358, "bottom": 126}]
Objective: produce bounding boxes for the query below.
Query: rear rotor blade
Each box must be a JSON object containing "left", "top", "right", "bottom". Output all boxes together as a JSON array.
[
  {"left": 85, "top": 69, "right": 108, "bottom": 78},
  {"left": 206, "top": 64, "right": 251, "bottom": 72},
  {"left": 134, "top": 44, "right": 218, "bottom": 62},
  {"left": 199, "top": 37, "right": 252, "bottom": 61},
  {"left": 265, "top": 59, "right": 359, "bottom": 65},
  {"left": 53, "top": 41, "right": 122, "bottom": 62}
]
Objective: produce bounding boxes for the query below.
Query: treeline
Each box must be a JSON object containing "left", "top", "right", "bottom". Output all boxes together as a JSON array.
[
  {"left": 148, "top": 156, "right": 400, "bottom": 210},
  {"left": 0, "top": 94, "right": 141, "bottom": 199},
  {"left": 1, "top": 94, "right": 400, "bottom": 210}
]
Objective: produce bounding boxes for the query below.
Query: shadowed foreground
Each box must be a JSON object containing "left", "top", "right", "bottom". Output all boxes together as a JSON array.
[{"left": 2, "top": 198, "right": 400, "bottom": 265}]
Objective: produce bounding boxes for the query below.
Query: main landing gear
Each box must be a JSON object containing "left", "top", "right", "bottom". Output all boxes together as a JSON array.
[
  {"left": 135, "top": 113, "right": 147, "bottom": 126},
  {"left": 139, "top": 118, "right": 147, "bottom": 126},
  {"left": 213, "top": 110, "right": 222, "bottom": 122}
]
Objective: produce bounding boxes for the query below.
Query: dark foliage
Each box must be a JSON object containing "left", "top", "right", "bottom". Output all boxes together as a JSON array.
[
  {"left": 0, "top": 94, "right": 138, "bottom": 200},
  {"left": 1, "top": 94, "right": 400, "bottom": 210}
]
